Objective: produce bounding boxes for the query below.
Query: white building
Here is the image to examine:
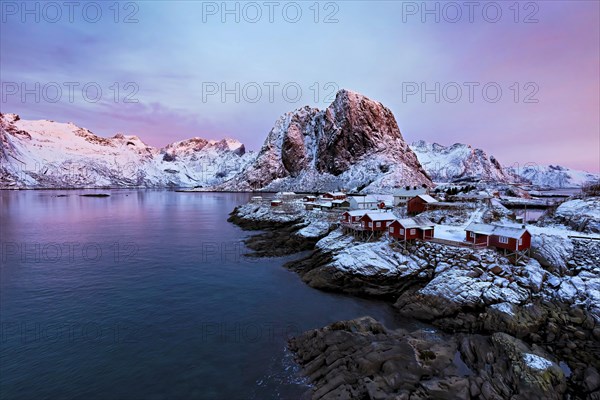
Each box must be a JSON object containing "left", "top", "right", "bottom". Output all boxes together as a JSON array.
[{"left": 393, "top": 188, "right": 427, "bottom": 206}]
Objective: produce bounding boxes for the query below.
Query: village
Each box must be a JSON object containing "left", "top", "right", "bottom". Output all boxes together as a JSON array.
[{"left": 256, "top": 187, "right": 537, "bottom": 265}]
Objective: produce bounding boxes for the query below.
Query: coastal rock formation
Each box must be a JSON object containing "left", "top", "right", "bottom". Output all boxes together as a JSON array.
[{"left": 289, "top": 317, "right": 568, "bottom": 399}]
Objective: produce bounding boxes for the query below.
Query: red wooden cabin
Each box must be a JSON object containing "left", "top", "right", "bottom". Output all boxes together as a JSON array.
[
  {"left": 465, "top": 223, "right": 531, "bottom": 251},
  {"left": 341, "top": 210, "right": 368, "bottom": 224},
  {"left": 407, "top": 194, "right": 438, "bottom": 215},
  {"left": 359, "top": 212, "right": 397, "bottom": 232},
  {"left": 389, "top": 217, "right": 435, "bottom": 241},
  {"left": 323, "top": 192, "right": 347, "bottom": 200}
]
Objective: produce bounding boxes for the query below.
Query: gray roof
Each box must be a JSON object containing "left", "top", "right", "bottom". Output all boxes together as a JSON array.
[
  {"left": 465, "top": 223, "right": 528, "bottom": 239},
  {"left": 415, "top": 194, "right": 438, "bottom": 203},
  {"left": 364, "top": 212, "right": 397, "bottom": 221},
  {"left": 394, "top": 217, "right": 435, "bottom": 229}
]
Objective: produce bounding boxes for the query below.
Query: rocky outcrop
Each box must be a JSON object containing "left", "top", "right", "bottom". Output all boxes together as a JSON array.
[
  {"left": 289, "top": 317, "right": 570, "bottom": 399},
  {"left": 227, "top": 203, "right": 332, "bottom": 257},
  {"left": 538, "top": 198, "right": 600, "bottom": 233},
  {"left": 219, "top": 90, "right": 431, "bottom": 193}
]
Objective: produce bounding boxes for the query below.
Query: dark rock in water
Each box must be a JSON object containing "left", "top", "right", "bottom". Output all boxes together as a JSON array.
[
  {"left": 289, "top": 317, "right": 568, "bottom": 400},
  {"left": 80, "top": 193, "right": 110, "bottom": 197},
  {"left": 227, "top": 206, "right": 328, "bottom": 257},
  {"left": 285, "top": 250, "right": 425, "bottom": 300}
]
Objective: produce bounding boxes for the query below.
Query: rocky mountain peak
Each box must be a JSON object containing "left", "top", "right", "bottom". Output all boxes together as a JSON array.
[{"left": 220, "top": 89, "right": 431, "bottom": 192}]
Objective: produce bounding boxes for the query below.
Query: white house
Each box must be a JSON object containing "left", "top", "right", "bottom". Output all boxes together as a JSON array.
[{"left": 393, "top": 188, "right": 427, "bottom": 206}]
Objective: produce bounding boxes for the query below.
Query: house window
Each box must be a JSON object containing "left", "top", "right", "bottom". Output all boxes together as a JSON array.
[
  {"left": 469, "top": 232, "right": 475, "bottom": 238},
  {"left": 518, "top": 238, "right": 523, "bottom": 245},
  {"left": 376, "top": 222, "right": 381, "bottom": 227},
  {"left": 399, "top": 229, "right": 405, "bottom": 235},
  {"left": 410, "top": 229, "right": 416, "bottom": 235},
  {"left": 390, "top": 227, "right": 395, "bottom": 233},
  {"left": 499, "top": 236, "right": 509, "bottom": 244},
  {"left": 369, "top": 222, "right": 373, "bottom": 228}
]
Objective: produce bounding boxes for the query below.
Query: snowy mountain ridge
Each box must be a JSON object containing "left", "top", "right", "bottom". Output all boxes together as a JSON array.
[
  {"left": 0, "top": 113, "right": 255, "bottom": 188},
  {"left": 410, "top": 140, "right": 598, "bottom": 188},
  {"left": 2, "top": 88, "right": 596, "bottom": 190}
]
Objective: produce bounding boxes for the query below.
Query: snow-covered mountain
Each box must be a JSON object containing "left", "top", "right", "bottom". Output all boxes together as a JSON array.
[
  {"left": 410, "top": 140, "right": 598, "bottom": 188},
  {"left": 217, "top": 90, "right": 431, "bottom": 193},
  {"left": 506, "top": 164, "right": 599, "bottom": 188},
  {"left": 0, "top": 113, "right": 255, "bottom": 188},
  {"left": 410, "top": 140, "right": 515, "bottom": 183}
]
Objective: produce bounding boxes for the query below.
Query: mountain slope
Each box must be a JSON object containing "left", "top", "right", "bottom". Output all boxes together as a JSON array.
[
  {"left": 410, "top": 140, "right": 514, "bottom": 183},
  {"left": 0, "top": 113, "right": 254, "bottom": 188},
  {"left": 507, "top": 164, "right": 599, "bottom": 188},
  {"left": 218, "top": 90, "right": 431, "bottom": 193},
  {"left": 410, "top": 139, "right": 599, "bottom": 188}
]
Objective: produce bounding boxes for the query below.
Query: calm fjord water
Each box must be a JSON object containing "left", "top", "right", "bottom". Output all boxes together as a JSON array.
[{"left": 0, "top": 190, "right": 403, "bottom": 400}]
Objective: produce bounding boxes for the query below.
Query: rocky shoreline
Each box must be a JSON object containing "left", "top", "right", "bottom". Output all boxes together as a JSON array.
[{"left": 229, "top": 202, "right": 600, "bottom": 399}]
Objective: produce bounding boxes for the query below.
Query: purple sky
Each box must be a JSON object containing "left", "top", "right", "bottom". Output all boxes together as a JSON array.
[{"left": 1, "top": 1, "right": 598, "bottom": 172}]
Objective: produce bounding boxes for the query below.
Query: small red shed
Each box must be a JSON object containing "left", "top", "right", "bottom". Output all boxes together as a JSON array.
[
  {"left": 271, "top": 200, "right": 282, "bottom": 207},
  {"left": 407, "top": 194, "right": 438, "bottom": 215},
  {"left": 359, "top": 212, "right": 397, "bottom": 232}
]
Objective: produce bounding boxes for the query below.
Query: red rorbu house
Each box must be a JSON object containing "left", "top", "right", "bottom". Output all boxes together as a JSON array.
[
  {"left": 271, "top": 200, "right": 283, "bottom": 207},
  {"left": 389, "top": 217, "right": 435, "bottom": 241},
  {"left": 323, "top": 192, "right": 347, "bottom": 200},
  {"left": 359, "top": 212, "right": 397, "bottom": 232},
  {"left": 341, "top": 210, "right": 368, "bottom": 224},
  {"left": 407, "top": 194, "right": 438, "bottom": 215},
  {"left": 465, "top": 223, "right": 532, "bottom": 253}
]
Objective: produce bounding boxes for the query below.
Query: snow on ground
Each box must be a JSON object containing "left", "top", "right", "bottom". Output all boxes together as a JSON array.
[{"left": 523, "top": 353, "right": 554, "bottom": 371}]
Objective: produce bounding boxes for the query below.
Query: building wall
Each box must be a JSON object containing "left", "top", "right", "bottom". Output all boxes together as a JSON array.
[{"left": 407, "top": 198, "right": 427, "bottom": 215}]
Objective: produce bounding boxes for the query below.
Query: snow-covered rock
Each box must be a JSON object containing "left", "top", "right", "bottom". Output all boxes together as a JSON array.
[{"left": 553, "top": 198, "right": 600, "bottom": 233}]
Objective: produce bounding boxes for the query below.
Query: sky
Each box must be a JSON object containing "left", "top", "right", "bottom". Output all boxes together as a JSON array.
[{"left": 1, "top": 0, "right": 599, "bottom": 172}]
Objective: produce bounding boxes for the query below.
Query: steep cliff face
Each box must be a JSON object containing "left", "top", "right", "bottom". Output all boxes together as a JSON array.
[
  {"left": 220, "top": 90, "right": 431, "bottom": 193},
  {"left": 0, "top": 113, "right": 254, "bottom": 188}
]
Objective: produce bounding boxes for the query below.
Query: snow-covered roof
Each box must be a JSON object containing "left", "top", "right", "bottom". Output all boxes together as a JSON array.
[
  {"left": 332, "top": 199, "right": 349, "bottom": 204},
  {"left": 363, "top": 212, "right": 397, "bottom": 221},
  {"left": 393, "top": 188, "right": 427, "bottom": 197},
  {"left": 344, "top": 210, "right": 369, "bottom": 216},
  {"left": 393, "top": 217, "right": 435, "bottom": 229},
  {"left": 350, "top": 195, "right": 394, "bottom": 204},
  {"left": 465, "top": 223, "right": 528, "bottom": 239},
  {"left": 326, "top": 192, "right": 346, "bottom": 196},
  {"left": 349, "top": 195, "right": 378, "bottom": 204},
  {"left": 414, "top": 194, "right": 438, "bottom": 203}
]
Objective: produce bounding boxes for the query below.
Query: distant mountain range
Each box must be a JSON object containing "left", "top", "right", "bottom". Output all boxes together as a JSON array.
[
  {"left": 409, "top": 140, "right": 598, "bottom": 188},
  {"left": 1, "top": 90, "right": 597, "bottom": 190},
  {"left": 0, "top": 113, "right": 254, "bottom": 188}
]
